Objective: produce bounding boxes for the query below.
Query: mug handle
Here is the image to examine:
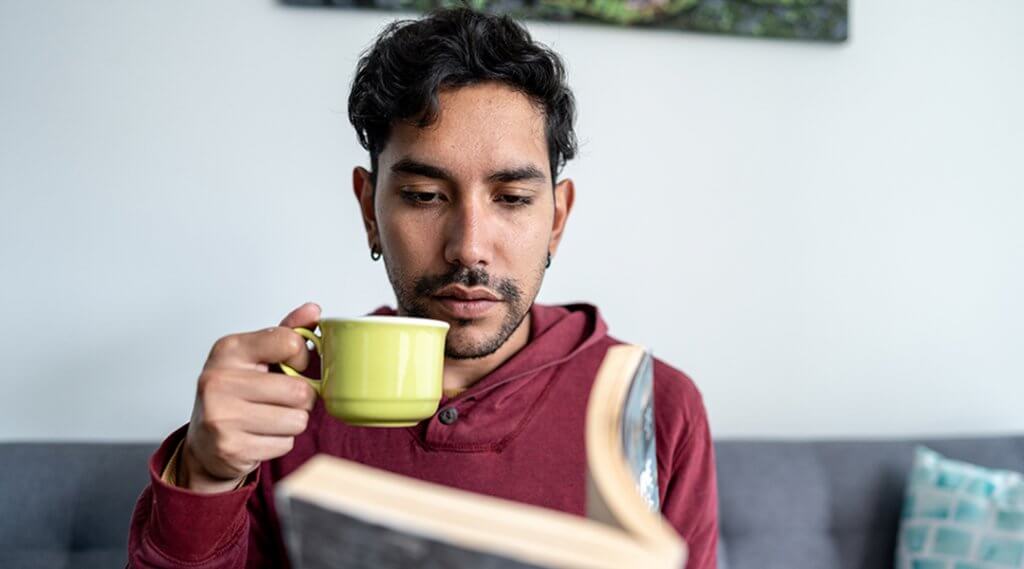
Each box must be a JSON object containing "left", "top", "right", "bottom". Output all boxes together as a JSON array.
[{"left": 278, "top": 327, "right": 323, "bottom": 395}]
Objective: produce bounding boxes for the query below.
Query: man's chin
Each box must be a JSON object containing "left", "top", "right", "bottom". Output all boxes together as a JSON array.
[
  {"left": 434, "top": 311, "right": 507, "bottom": 359},
  {"left": 442, "top": 323, "right": 516, "bottom": 359}
]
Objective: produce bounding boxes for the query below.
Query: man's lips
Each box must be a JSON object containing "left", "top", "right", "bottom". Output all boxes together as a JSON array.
[
  {"left": 433, "top": 285, "right": 501, "bottom": 301},
  {"left": 433, "top": 297, "right": 499, "bottom": 319},
  {"left": 432, "top": 286, "right": 502, "bottom": 318}
]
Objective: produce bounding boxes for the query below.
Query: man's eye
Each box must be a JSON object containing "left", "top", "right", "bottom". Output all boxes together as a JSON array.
[
  {"left": 498, "top": 194, "right": 533, "bottom": 207},
  {"left": 400, "top": 190, "right": 441, "bottom": 204}
]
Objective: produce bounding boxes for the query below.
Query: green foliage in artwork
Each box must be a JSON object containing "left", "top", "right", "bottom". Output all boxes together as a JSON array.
[
  {"left": 543, "top": 0, "right": 700, "bottom": 26},
  {"left": 344, "top": 0, "right": 848, "bottom": 42}
]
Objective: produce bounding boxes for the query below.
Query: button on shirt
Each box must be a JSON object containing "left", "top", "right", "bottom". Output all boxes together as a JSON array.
[{"left": 438, "top": 406, "right": 459, "bottom": 425}]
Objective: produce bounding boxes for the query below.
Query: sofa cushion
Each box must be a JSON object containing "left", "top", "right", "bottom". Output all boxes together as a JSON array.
[
  {"left": 0, "top": 443, "right": 153, "bottom": 568},
  {"left": 896, "top": 445, "right": 1024, "bottom": 568},
  {"left": 715, "top": 437, "right": 1024, "bottom": 569},
  {"left": 0, "top": 549, "right": 129, "bottom": 569}
]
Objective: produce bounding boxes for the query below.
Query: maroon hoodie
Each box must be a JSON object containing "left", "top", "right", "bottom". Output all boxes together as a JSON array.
[{"left": 127, "top": 303, "right": 718, "bottom": 568}]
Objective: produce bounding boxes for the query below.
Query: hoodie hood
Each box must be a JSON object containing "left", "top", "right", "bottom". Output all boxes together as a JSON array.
[{"left": 370, "top": 302, "right": 609, "bottom": 451}]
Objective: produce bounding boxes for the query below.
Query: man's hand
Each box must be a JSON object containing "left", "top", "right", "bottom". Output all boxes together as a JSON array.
[{"left": 178, "top": 302, "right": 321, "bottom": 493}]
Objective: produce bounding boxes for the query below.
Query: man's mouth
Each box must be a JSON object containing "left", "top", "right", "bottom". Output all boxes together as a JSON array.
[{"left": 432, "top": 285, "right": 502, "bottom": 319}]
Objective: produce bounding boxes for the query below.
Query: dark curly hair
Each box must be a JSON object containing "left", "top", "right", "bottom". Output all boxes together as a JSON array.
[{"left": 348, "top": 7, "right": 578, "bottom": 185}]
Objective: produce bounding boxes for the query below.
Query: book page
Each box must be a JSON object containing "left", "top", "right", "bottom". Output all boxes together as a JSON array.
[{"left": 620, "top": 351, "right": 659, "bottom": 512}]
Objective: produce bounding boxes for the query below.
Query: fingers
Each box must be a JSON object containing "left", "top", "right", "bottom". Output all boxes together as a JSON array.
[
  {"left": 247, "top": 434, "right": 296, "bottom": 462},
  {"left": 202, "top": 400, "right": 309, "bottom": 438},
  {"left": 276, "top": 327, "right": 314, "bottom": 374},
  {"left": 239, "top": 433, "right": 296, "bottom": 463},
  {"left": 236, "top": 402, "right": 310, "bottom": 436},
  {"left": 186, "top": 303, "right": 324, "bottom": 490},
  {"left": 203, "top": 302, "right": 322, "bottom": 373},
  {"left": 209, "top": 432, "right": 297, "bottom": 468},
  {"left": 278, "top": 302, "right": 323, "bottom": 378},
  {"left": 206, "top": 326, "right": 309, "bottom": 371},
  {"left": 280, "top": 302, "right": 321, "bottom": 329},
  {"left": 202, "top": 368, "right": 317, "bottom": 411}
]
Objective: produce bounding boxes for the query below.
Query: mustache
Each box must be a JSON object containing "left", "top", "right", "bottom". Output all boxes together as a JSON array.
[{"left": 414, "top": 266, "right": 522, "bottom": 303}]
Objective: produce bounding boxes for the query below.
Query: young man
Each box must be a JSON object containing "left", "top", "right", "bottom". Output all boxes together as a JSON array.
[{"left": 128, "top": 8, "right": 718, "bottom": 568}]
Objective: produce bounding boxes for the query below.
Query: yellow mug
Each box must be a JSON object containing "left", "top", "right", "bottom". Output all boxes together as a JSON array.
[{"left": 278, "top": 316, "right": 449, "bottom": 427}]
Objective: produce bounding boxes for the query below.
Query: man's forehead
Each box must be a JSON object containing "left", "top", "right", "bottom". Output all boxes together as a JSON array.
[
  {"left": 380, "top": 83, "right": 549, "bottom": 178},
  {"left": 431, "top": 83, "right": 545, "bottom": 128}
]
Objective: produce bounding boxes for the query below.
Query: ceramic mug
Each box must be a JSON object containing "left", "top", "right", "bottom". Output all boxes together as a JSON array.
[{"left": 278, "top": 316, "right": 449, "bottom": 427}]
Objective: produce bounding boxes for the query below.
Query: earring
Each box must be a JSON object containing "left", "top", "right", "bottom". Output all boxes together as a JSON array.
[
  {"left": 370, "top": 247, "right": 382, "bottom": 261},
  {"left": 546, "top": 252, "right": 552, "bottom": 269}
]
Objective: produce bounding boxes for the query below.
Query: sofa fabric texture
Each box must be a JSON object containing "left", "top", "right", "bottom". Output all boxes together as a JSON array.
[
  {"left": 0, "top": 443, "right": 152, "bottom": 569},
  {"left": 716, "top": 437, "right": 1024, "bottom": 569},
  {"left": 1, "top": 437, "right": 1022, "bottom": 569}
]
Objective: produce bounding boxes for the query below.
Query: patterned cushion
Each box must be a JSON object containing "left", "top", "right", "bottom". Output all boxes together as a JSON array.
[{"left": 897, "top": 446, "right": 1024, "bottom": 569}]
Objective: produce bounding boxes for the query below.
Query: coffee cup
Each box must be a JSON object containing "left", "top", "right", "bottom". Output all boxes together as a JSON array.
[{"left": 278, "top": 316, "right": 449, "bottom": 427}]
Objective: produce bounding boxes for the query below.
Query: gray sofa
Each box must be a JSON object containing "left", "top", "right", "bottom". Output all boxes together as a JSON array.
[{"left": 2, "top": 437, "right": 1022, "bottom": 568}]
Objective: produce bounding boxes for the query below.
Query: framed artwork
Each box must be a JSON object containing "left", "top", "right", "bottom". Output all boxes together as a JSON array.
[{"left": 286, "top": 0, "right": 848, "bottom": 43}]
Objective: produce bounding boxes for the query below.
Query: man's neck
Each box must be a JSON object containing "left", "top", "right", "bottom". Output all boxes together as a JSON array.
[{"left": 441, "top": 312, "right": 532, "bottom": 391}]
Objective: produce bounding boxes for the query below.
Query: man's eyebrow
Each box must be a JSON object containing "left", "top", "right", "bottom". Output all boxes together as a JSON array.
[
  {"left": 390, "top": 158, "right": 455, "bottom": 182},
  {"left": 487, "top": 165, "right": 547, "bottom": 184},
  {"left": 389, "top": 158, "right": 547, "bottom": 185}
]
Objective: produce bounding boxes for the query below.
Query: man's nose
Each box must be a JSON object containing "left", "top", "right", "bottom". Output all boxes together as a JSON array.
[{"left": 443, "top": 196, "right": 491, "bottom": 268}]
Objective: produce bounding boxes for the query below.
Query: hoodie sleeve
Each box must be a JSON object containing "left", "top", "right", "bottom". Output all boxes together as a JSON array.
[
  {"left": 126, "top": 425, "right": 286, "bottom": 569},
  {"left": 655, "top": 365, "right": 720, "bottom": 569}
]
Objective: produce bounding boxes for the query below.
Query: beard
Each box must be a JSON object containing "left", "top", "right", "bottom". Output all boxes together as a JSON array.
[{"left": 385, "top": 261, "right": 539, "bottom": 360}]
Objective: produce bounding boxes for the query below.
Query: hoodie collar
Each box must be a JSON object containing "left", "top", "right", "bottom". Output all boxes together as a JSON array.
[{"left": 370, "top": 302, "right": 608, "bottom": 451}]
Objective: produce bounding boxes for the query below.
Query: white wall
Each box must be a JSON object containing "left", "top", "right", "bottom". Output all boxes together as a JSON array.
[{"left": 1, "top": 1, "right": 1021, "bottom": 441}]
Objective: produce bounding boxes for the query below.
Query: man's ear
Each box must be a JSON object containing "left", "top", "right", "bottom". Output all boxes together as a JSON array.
[
  {"left": 548, "top": 177, "right": 576, "bottom": 257},
  {"left": 352, "top": 166, "right": 378, "bottom": 249}
]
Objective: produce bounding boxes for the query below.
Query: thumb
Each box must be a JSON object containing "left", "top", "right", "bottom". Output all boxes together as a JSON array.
[{"left": 279, "top": 301, "right": 321, "bottom": 328}]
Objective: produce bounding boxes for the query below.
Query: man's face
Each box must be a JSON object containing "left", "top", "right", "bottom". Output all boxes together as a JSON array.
[{"left": 354, "top": 81, "right": 574, "bottom": 359}]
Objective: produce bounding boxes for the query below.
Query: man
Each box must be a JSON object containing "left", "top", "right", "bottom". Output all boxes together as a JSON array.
[{"left": 128, "top": 7, "right": 718, "bottom": 568}]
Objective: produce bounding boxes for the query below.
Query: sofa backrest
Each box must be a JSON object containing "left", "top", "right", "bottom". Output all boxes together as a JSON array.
[
  {"left": 2, "top": 437, "right": 1022, "bottom": 569},
  {"left": 715, "top": 436, "right": 1024, "bottom": 569},
  {"left": 0, "top": 443, "right": 152, "bottom": 569}
]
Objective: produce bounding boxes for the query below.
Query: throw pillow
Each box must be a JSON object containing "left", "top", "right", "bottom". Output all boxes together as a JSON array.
[{"left": 897, "top": 446, "right": 1024, "bottom": 569}]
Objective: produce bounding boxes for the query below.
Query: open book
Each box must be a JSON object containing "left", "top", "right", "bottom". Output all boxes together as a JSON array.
[{"left": 274, "top": 345, "right": 686, "bottom": 569}]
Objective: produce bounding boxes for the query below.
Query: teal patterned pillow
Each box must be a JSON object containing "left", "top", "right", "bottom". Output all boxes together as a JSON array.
[{"left": 898, "top": 446, "right": 1024, "bottom": 569}]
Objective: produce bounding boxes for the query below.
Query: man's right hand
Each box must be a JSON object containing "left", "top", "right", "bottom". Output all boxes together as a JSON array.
[{"left": 178, "top": 302, "right": 321, "bottom": 493}]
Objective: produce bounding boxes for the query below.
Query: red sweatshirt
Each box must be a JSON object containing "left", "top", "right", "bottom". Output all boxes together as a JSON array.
[{"left": 127, "top": 303, "right": 718, "bottom": 568}]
